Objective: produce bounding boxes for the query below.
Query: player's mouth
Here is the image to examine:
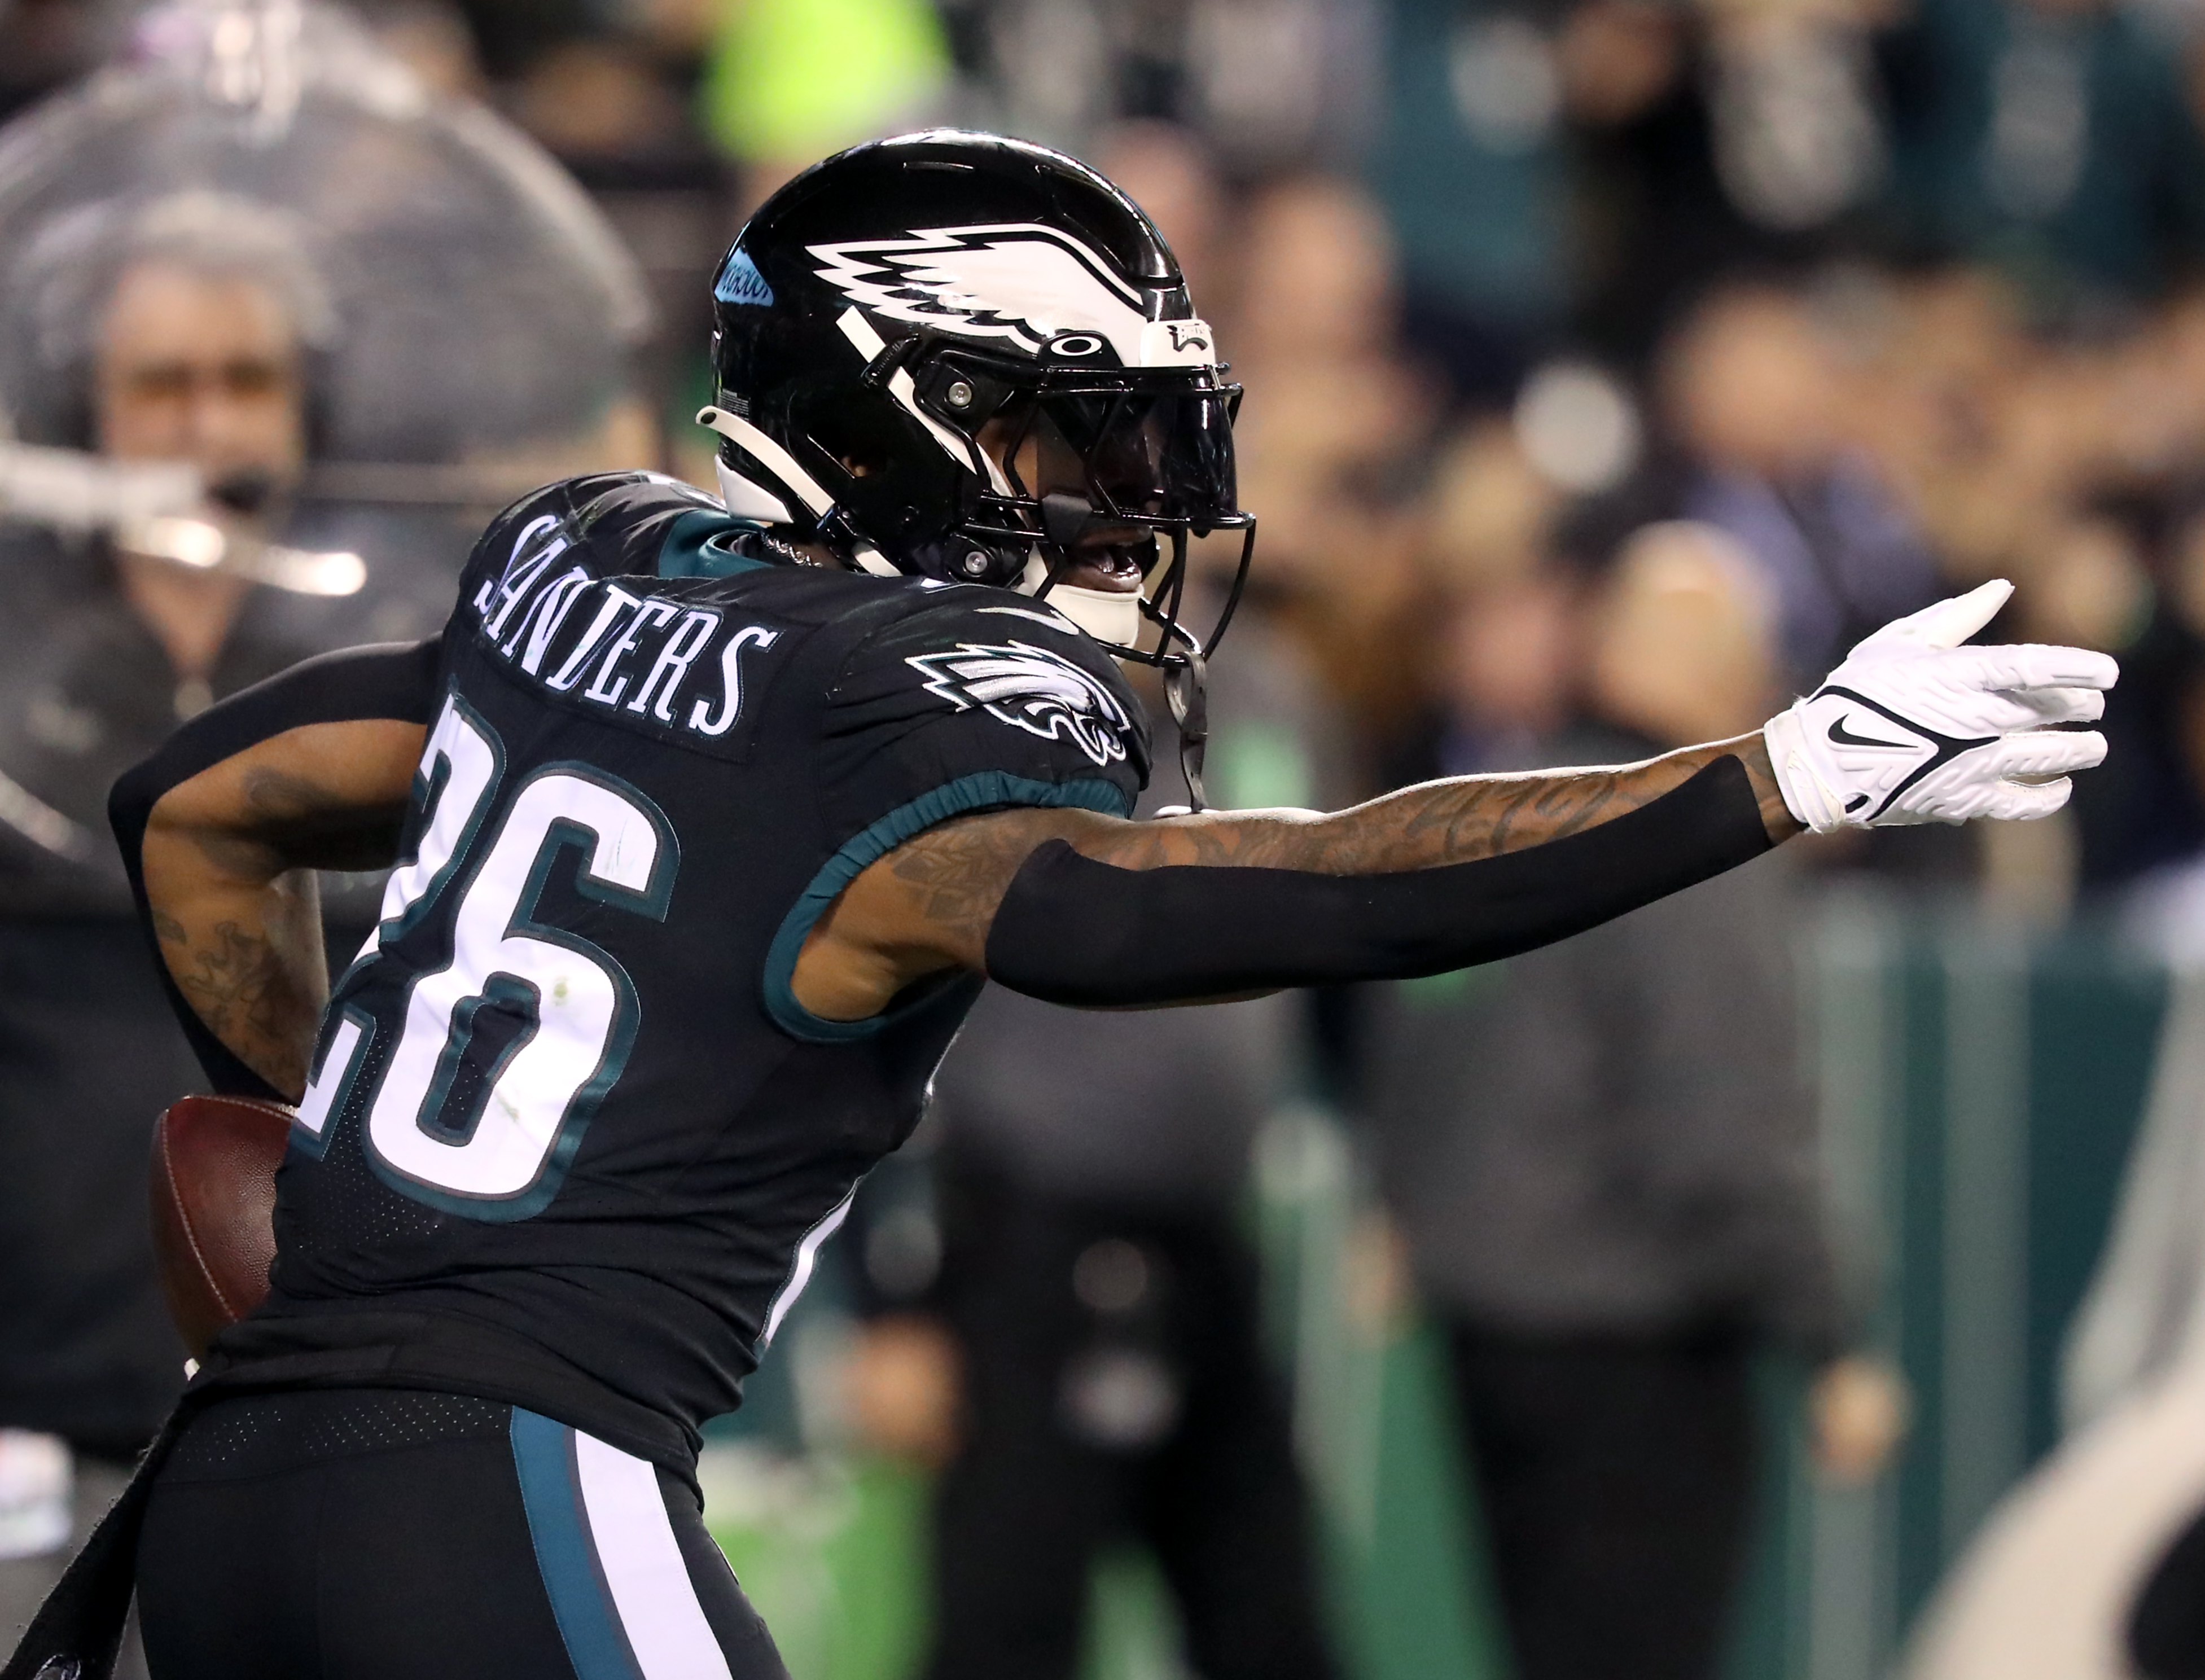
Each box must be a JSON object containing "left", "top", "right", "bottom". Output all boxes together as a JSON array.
[{"left": 1062, "top": 534, "right": 1147, "bottom": 595}]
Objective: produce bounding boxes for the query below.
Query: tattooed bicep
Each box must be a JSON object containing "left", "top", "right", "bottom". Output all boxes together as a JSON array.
[
  {"left": 150, "top": 720, "right": 425, "bottom": 875},
  {"left": 880, "top": 810, "right": 1071, "bottom": 945},
  {"left": 237, "top": 765, "right": 411, "bottom": 867}
]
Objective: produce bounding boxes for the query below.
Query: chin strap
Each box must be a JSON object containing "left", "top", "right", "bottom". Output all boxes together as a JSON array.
[
  {"left": 1163, "top": 649, "right": 1209, "bottom": 813},
  {"left": 695, "top": 406, "right": 899, "bottom": 577}
]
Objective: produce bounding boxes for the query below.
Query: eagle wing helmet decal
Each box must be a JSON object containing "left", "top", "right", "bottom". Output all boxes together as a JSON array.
[
  {"left": 806, "top": 224, "right": 1213, "bottom": 369},
  {"left": 908, "top": 641, "right": 1134, "bottom": 767}
]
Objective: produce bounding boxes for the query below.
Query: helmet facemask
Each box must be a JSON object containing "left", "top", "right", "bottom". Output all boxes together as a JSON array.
[
  {"left": 709, "top": 330, "right": 1254, "bottom": 670},
  {"left": 918, "top": 349, "right": 1255, "bottom": 673}
]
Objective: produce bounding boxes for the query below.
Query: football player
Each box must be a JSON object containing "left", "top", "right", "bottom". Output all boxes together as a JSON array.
[{"left": 8, "top": 131, "right": 2113, "bottom": 1680}]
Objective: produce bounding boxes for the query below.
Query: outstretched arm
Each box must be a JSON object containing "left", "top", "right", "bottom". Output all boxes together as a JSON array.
[
  {"left": 795, "top": 735, "right": 1790, "bottom": 1019},
  {"left": 795, "top": 581, "right": 2117, "bottom": 1021}
]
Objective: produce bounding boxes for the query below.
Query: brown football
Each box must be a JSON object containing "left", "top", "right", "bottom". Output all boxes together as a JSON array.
[{"left": 148, "top": 1094, "right": 293, "bottom": 1358}]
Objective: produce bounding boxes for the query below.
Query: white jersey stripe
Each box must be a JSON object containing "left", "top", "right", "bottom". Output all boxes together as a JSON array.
[
  {"left": 761, "top": 1188, "right": 854, "bottom": 1346},
  {"left": 573, "top": 1430, "right": 734, "bottom": 1680}
]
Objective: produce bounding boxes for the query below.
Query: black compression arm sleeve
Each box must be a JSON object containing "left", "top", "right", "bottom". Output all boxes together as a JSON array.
[
  {"left": 984, "top": 756, "right": 1773, "bottom": 1007},
  {"left": 109, "top": 638, "right": 443, "bottom": 1099}
]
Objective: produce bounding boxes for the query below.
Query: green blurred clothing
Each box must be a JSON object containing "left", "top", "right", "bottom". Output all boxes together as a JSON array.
[
  {"left": 700, "top": 0, "right": 950, "bottom": 165},
  {"left": 1364, "top": 0, "right": 1569, "bottom": 336},
  {"left": 1883, "top": 0, "right": 2205, "bottom": 304}
]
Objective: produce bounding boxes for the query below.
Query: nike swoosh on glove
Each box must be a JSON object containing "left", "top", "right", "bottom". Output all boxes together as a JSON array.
[{"left": 1761, "top": 579, "right": 2117, "bottom": 831}]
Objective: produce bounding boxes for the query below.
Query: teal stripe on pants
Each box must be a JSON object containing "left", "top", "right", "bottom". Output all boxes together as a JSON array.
[{"left": 510, "top": 1407, "right": 642, "bottom": 1680}]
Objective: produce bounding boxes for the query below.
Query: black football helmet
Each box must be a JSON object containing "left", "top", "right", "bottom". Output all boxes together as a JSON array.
[{"left": 702, "top": 129, "right": 1254, "bottom": 692}]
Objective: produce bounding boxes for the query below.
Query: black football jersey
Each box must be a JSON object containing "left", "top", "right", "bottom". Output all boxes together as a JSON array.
[{"left": 212, "top": 471, "right": 1147, "bottom": 1471}]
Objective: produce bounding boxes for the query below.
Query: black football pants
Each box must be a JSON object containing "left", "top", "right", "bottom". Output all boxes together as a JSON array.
[
  {"left": 137, "top": 1388, "right": 787, "bottom": 1680},
  {"left": 923, "top": 1166, "right": 1339, "bottom": 1680},
  {"left": 1446, "top": 1324, "right": 1758, "bottom": 1680}
]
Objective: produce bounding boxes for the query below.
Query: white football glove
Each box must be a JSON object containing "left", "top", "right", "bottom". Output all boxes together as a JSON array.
[{"left": 1762, "top": 580, "right": 2116, "bottom": 831}]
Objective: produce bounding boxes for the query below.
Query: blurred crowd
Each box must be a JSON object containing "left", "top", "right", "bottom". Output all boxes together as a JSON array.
[
  {"left": 8, "top": 0, "right": 2205, "bottom": 1675},
  {"left": 11, "top": 0, "right": 2205, "bottom": 906}
]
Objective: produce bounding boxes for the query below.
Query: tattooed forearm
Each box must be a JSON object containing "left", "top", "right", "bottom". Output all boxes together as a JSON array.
[
  {"left": 131, "top": 718, "right": 424, "bottom": 1094},
  {"left": 168, "top": 915, "right": 323, "bottom": 1095},
  {"left": 812, "top": 735, "right": 1800, "bottom": 1008},
  {"left": 1295, "top": 731, "right": 1798, "bottom": 870},
  {"left": 1076, "top": 732, "right": 1798, "bottom": 878},
  {"left": 155, "top": 864, "right": 328, "bottom": 1098}
]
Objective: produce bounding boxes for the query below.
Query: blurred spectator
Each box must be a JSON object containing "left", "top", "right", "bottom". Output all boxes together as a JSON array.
[
  {"left": 1697, "top": 0, "right": 1889, "bottom": 240},
  {"left": 1814, "top": 264, "right": 2205, "bottom": 885},
  {"left": 0, "top": 191, "right": 322, "bottom": 1677},
  {"left": 1430, "top": 567, "right": 1580, "bottom": 772},
  {"left": 1382, "top": 562, "right": 1579, "bottom": 784},
  {"left": 1882, "top": 0, "right": 2205, "bottom": 312},
  {"left": 352, "top": 0, "right": 486, "bottom": 98},
  {"left": 939, "top": 0, "right": 1378, "bottom": 176},
  {"left": 1, "top": 1, "right": 663, "bottom": 653},
  {"left": 2103, "top": 499, "right": 2205, "bottom": 898},
  {"left": 1367, "top": 528, "right": 1905, "bottom": 1680},
  {"left": 1566, "top": 0, "right": 1889, "bottom": 370},
  {"left": 1226, "top": 171, "right": 1440, "bottom": 756},
  {"left": 1364, "top": 0, "right": 1572, "bottom": 402},
  {"left": 1367, "top": 0, "right": 1891, "bottom": 400},
  {"left": 436, "top": 0, "right": 729, "bottom": 457},
  {"left": 1657, "top": 280, "right": 1943, "bottom": 687}
]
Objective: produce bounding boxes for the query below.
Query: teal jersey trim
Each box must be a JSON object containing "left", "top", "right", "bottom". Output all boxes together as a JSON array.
[
  {"left": 510, "top": 1409, "right": 642, "bottom": 1680},
  {"left": 657, "top": 507, "right": 771, "bottom": 579},
  {"left": 762, "top": 771, "right": 1132, "bottom": 1043}
]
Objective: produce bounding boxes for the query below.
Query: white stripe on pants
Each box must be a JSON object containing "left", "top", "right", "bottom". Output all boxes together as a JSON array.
[{"left": 573, "top": 1432, "right": 735, "bottom": 1680}]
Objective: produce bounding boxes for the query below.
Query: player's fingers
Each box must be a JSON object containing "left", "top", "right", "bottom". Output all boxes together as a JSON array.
[
  {"left": 1938, "top": 644, "right": 2120, "bottom": 694},
  {"left": 1860, "top": 580, "right": 2014, "bottom": 652},
  {"left": 1998, "top": 685, "right": 2106, "bottom": 726},
  {"left": 1980, "top": 776, "right": 2074, "bottom": 822},
  {"left": 1950, "top": 687, "right": 2106, "bottom": 732},
  {"left": 1988, "top": 729, "right": 2107, "bottom": 779},
  {"left": 1952, "top": 686, "right": 2106, "bottom": 735}
]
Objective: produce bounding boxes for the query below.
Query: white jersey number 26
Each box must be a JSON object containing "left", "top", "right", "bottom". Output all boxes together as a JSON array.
[{"left": 297, "top": 694, "right": 678, "bottom": 1220}]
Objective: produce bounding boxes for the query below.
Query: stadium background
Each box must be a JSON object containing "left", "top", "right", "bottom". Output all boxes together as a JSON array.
[{"left": 5, "top": 0, "right": 2205, "bottom": 1674}]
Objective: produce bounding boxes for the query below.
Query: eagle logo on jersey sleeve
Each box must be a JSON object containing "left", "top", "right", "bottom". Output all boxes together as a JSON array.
[{"left": 907, "top": 641, "right": 1134, "bottom": 767}]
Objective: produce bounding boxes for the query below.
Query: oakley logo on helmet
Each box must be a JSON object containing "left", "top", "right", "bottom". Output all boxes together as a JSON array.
[
  {"left": 714, "top": 249, "right": 774, "bottom": 308},
  {"left": 807, "top": 224, "right": 1216, "bottom": 369},
  {"left": 908, "top": 641, "right": 1133, "bottom": 767}
]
